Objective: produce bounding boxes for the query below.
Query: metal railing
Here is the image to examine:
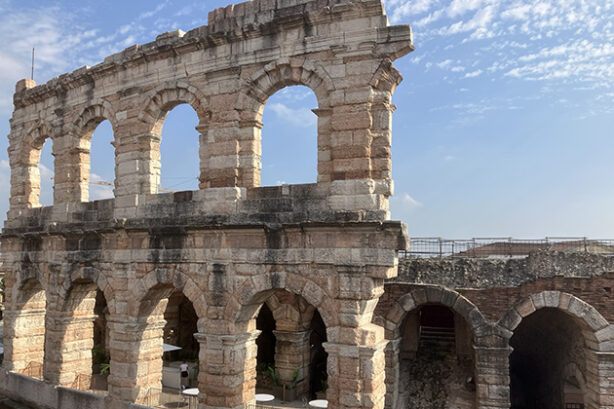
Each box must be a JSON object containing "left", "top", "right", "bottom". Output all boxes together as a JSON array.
[
  {"left": 70, "top": 373, "right": 108, "bottom": 394},
  {"left": 400, "top": 237, "right": 614, "bottom": 258},
  {"left": 23, "top": 362, "right": 43, "bottom": 379},
  {"left": 143, "top": 387, "right": 190, "bottom": 409}
]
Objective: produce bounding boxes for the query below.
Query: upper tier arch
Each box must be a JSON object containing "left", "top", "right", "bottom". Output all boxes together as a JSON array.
[{"left": 5, "top": 0, "right": 414, "bottom": 226}]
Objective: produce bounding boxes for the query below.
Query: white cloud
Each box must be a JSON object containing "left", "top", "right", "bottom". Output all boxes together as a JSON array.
[
  {"left": 38, "top": 163, "right": 53, "bottom": 180},
  {"left": 400, "top": 193, "right": 423, "bottom": 208},
  {"left": 464, "top": 69, "right": 483, "bottom": 78},
  {"left": 447, "top": 0, "right": 486, "bottom": 18},
  {"left": 437, "top": 59, "right": 454, "bottom": 69},
  {"left": 267, "top": 103, "right": 317, "bottom": 128},
  {"left": 501, "top": 4, "right": 531, "bottom": 20}
]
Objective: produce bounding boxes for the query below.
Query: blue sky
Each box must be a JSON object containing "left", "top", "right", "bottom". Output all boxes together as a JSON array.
[{"left": 0, "top": 0, "right": 613, "bottom": 238}]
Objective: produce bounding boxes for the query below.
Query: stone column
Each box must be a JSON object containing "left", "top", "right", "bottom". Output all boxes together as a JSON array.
[
  {"left": 383, "top": 338, "right": 401, "bottom": 409},
  {"left": 324, "top": 323, "right": 388, "bottom": 409},
  {"left": 113, "top": 127, "right": 159, "bottom": 218},
  {"left": 201, "top": 87, "right": 242, "bottom": 188},
  {"left": 592, "top": 351, "right": 614, "bottom": 409},
  {"left": 197, "top": 331, "right": 260, "bottom": 409},
  {"left": 52, "top": 134, "right": 85, "bottom": 209},
  {"left": 474, "top": 346, "right": 512, "bottom": 409},
  {"left": 273, "top": 330, "right": 311, "bottom": 397},
  {"left": 44, "top": 314, "right": 96, "bottom": 387},
  {"left": 106, "top": 317, "right": 162, "bottom": 403},
  {"left": 2, "top": 304, "right": 47, "bottom": 377}
]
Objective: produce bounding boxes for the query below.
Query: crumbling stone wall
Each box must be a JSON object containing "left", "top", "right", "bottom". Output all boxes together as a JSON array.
[{"left": 377, "top": 253, "right": 614, "bottom": 409}]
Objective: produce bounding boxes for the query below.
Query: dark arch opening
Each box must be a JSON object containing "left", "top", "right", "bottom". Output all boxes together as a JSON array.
[
  {"left": 260, "top": 85, "right": 318, "bottom": 187},
  {"left": 256, "top": 303, "right": 276, "bottom": 368},
  {"left": 309, "top": 310, "right": 328, "bottom": 399},
  {"left": 510, "top": 308, "right": 587, "bottom": 409},
  {"left": 397, "top": 304, "right": 475, "bottom": 409},
  {"left": 250, "top": 290, "right": 329, "bottom": 403}
]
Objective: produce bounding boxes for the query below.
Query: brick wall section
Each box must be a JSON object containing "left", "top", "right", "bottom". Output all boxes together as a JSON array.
[
  {"left": 384, "top": 251, "right": 614, "bottom": 323},
  {"left": 379, "top": 273, "right": 614, "bottom": 324}
]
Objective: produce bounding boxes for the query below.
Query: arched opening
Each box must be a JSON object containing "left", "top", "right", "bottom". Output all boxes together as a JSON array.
[
  {"left": 308, "top": 310, "right": 328, "bottom": 399},
  {"left": 12, "top": 278, "right": 46, "bottom": 378},
  {"left": 54, "top": 282, "right": 109, "bottom": 393},
  {"left": 157, "top": 104, "right": 200, "bottom": 193},
  {"left": 397, "top": 304, "right": 476, "bottom": 409},
  {"left": 260, "top": 85, "right": 318, "bottom": 186},
  {"left": 256, "top": 303, "right": 277, "bottom": 384},
  {"left": 230, "top": 289, "right": 329, "bottom": 406},
  {"left": 92, "top": 289, "right": 109, "bottom": 388},
  {"left": 510, "top": 308, "right": 588, "bottom": 409},
  {"left": 37, "top": 138, "right": 54, "bottom": 207},
  {"left": 135, "top": 285, "right": 199, "bottom": 406},
  {"left": 88, "top": 120, "right": 115, "bottom": 201}
]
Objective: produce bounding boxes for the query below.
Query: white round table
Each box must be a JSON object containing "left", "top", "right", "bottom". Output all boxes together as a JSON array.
[
  {"left": 255, "top": 393, "right": 275, "bottom": 402},
  {"left": 309, "top": 399, "right": 328, "bottom": 408},
  {"left": 182, "top": 388, "right": 199, "bottom": 409}
]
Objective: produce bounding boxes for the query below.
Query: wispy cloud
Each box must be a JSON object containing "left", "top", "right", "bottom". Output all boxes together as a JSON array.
[
  {"left": 384, "top": 0, "right": 614, "bottom": 118},
  {"left": 267, "top": 103, "right": 317, "bottom": 128},
  {"left": 400, "top": 192, "right": 423, "bottom": 208}
]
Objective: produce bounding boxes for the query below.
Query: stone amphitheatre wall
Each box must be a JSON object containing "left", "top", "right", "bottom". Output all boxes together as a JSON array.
[
  {"left": 1, "top": 1, "right": 415, "bottom": 409},
  {"left": 2, "top": 0, "right": 614, "bottom": 408}
]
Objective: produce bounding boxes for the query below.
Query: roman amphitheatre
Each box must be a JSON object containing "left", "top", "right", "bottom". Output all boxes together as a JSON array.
[{"left": 0, "top": 0, "right": 612, "bottom": 409}]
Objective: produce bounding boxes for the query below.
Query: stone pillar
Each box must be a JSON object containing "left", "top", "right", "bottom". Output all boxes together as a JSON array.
[
  {"left": 313, "top": 108, "right": 332, "bottom": 184},
  {"left": 52, "top": 135, "right": 85, "bottom": 208},
  {"left": 2, "top": 302, "right": 47, "bottom": 376},
  {"left": 383, "top": 338, "right": 401, "bottom": 409},
  {"left": 113, "top": 128, "right": 159, "bottom": 218},
  {"left": 593, "top": 351, "right": 614, "bottom": 409},
  {"left": 201, "top": 88, "right": 242, "bottom": 188},
  {"left": 106, "top": 318, "right": 163, "bottom": 403},
  {"left": 273, "top": 330, "right": 311, "bottom": 397},
  {"left": 44, "top": 314, "right": 96, "bottom": 386},
  {"left": 324, "top": 323, "right": 388, "bottom": 409},
  {"left": 474, "top": 346, "right": 512, "bottom": 409},
  {"left": 197, "top": 331, "right": 260, "bottom": 409}
]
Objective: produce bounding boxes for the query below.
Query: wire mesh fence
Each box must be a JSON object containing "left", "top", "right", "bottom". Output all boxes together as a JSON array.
[
  {"left": 399, "top": 237, "right": 614, "bottom": 258},
  {"left": 70, "top": 373, "right": 108, "bottom": 395},
  {"left": 143, "top": 387, "right": 187, "bottom": 409},
  {"left": 23, "top": 362, "right": 43, "bottom": 379}
]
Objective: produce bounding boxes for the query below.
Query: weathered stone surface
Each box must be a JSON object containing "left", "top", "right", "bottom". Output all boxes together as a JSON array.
[{"left": 0, "top": 1, "right": 413, "bottom": 409}]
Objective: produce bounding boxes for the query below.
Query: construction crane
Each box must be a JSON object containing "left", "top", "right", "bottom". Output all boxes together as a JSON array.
[{"left": 90, "top": 180, "right": 174, "bottom": 193}]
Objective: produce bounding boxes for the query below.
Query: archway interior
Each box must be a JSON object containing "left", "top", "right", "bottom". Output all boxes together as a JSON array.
[
  {"left": 135, "top": 285, "right": 199, "bottom": 402},
  {"left": 158, "top": 104, "right": 200, "bottom": 193},
  {"left": 398, "top": 304, "right": 475, "bottom": 409},
  {"left": 88, "top": 119, "right": 115, "bottom": 201},
  {"left": 260, "top": 85, "right": 318, "bottom": 187},
  {"left": 253, "top": 290, "right": 328, "bottom": 401},
  {"left": 510, "top": 308, "right": 587, "bottom": 409},
  {"left": 92, "top": 289, "right": 109, "bottom": 389},
  {"left": 13, "top": 278, "right": 46, "bottom": 377}
]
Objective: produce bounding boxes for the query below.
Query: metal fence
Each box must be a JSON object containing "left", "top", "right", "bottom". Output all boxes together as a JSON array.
[
  {"left": 399, "top": 237, "right": 614, "bottom": 258},
  {"left": 23, "top": 362, "right": 43, "bottom": 379}
]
